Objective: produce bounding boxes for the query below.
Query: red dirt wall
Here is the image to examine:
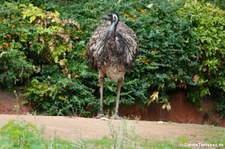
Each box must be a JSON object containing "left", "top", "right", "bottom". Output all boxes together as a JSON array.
[
  {"left": 0, "top": 90, "right": 224, "bottom": 126},
  {"left": 120, "top": 90, "right": 225, "bottom": 126}
]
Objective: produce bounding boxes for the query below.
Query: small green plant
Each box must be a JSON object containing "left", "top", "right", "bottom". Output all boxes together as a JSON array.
[
  {"left": 87, "top": 119, "right": 191, "bottom": 149},
  {"left": 0, "top": 120, "right": 76, "bottom": 148},
  {"left": 107, "top": 119, "right": 139, "bottom": 149},
  {"left": 0, "top": 120, "right": 44, "bottom": 148},
  {"left": 13, "top": 90, "right": 20, "bottom": 115}
]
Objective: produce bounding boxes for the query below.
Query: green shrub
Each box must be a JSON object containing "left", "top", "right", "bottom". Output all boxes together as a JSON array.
[
  {"left": 0, "top": 49, "right": 33, "bottom": 88},
  {"left": 178, "top": 0, "right": 225, "bottom": 104},
  {"left": 0, "top": 2, "right": 76, "bottom": 88},
  {"left": 24, "top": 65, "right": 97, "bottom": 116},
  {"left": 129, "top": 0, "right": 198, "bottom": 104},
  {"left": 214, "top": 90, "right": 225, "bottom": 117}
]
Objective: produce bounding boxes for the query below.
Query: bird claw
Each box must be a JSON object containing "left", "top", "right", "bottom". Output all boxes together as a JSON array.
[
  {"left": 111, "top": 114, "right": 121, "bottom": 120},
  {"left": 96, "top": 113, "right": 105, "bottom": 119}
]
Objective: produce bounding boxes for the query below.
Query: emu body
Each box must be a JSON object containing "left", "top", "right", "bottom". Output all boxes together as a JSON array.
[{"left": 86, "top": 12, "right": 138, "bottom": 119}]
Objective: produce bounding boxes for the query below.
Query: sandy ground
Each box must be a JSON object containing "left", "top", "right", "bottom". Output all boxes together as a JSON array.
[{"left": 0, "top": 114, "right": 218, "bottom": 143}]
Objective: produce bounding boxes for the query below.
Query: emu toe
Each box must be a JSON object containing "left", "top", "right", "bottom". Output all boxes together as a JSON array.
[
  {"left": 96, "top": 113, "right": 105, "bottom": 119},
  {"left": 111, "top": 114, "right": 121, "bottom": 120}
]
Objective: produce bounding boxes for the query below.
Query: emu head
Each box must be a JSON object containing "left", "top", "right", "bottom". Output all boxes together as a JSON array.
[
  {"left": 102, "top": 12, "right": 119, "bottom": 24},
  {"left": 102, "top": 12, "right": 119, "bottom": 38}
]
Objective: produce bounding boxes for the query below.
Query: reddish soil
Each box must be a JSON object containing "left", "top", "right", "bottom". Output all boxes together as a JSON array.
[
  {"left": 0, "top": 90, "right": 31, "bottom": 115},
  {"left": 121, "top": 90, "right": 225, "bottom": 127}
]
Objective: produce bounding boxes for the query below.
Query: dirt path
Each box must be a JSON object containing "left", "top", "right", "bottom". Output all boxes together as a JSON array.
[{"left": 0, "top": 114, "right": 221, "bottom": 143}]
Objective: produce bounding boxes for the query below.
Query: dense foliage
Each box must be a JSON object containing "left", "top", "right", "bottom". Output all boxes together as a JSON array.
[
  {"left": 0, "top": 2, "right": 76, "bottom": 88},
  {"left": 0, "top": 0, "right": 224, "bottom": 116},
  {"left": 178, "top": 0, "right": 225, "bottom": 115}
]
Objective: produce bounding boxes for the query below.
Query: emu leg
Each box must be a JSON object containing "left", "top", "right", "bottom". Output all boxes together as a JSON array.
[
  {"left": 112, "top": 78, "right": 123, "bottom": 119},
  {"left": 96, "top": 70, "right": 105, "bottom": 119}
]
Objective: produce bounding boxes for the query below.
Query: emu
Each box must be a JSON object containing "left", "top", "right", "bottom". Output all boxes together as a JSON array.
[{"left": 86, "top": 12, "right": 138, "bottom": 119}]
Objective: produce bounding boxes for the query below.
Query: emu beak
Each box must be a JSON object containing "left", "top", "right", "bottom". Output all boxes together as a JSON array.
[{"left": 102, "top": 15, "right": 110, "bottom": 21}]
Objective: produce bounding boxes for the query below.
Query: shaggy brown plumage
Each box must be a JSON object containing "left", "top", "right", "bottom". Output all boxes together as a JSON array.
[{"left": 86, "top": 12, "right": 138, "bottom": 119}]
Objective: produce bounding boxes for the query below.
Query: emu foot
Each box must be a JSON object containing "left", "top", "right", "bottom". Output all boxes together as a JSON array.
[
  {"left": 96, "top": 113, "right": 105, "bottom": 119},
  {"left": 111, "top": 114, "right": 121, "bottom": 120}
]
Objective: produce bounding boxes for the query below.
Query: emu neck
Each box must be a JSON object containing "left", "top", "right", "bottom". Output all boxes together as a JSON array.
[{"left": 107, "top": 21, "right": 117, "bottom": 38}]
